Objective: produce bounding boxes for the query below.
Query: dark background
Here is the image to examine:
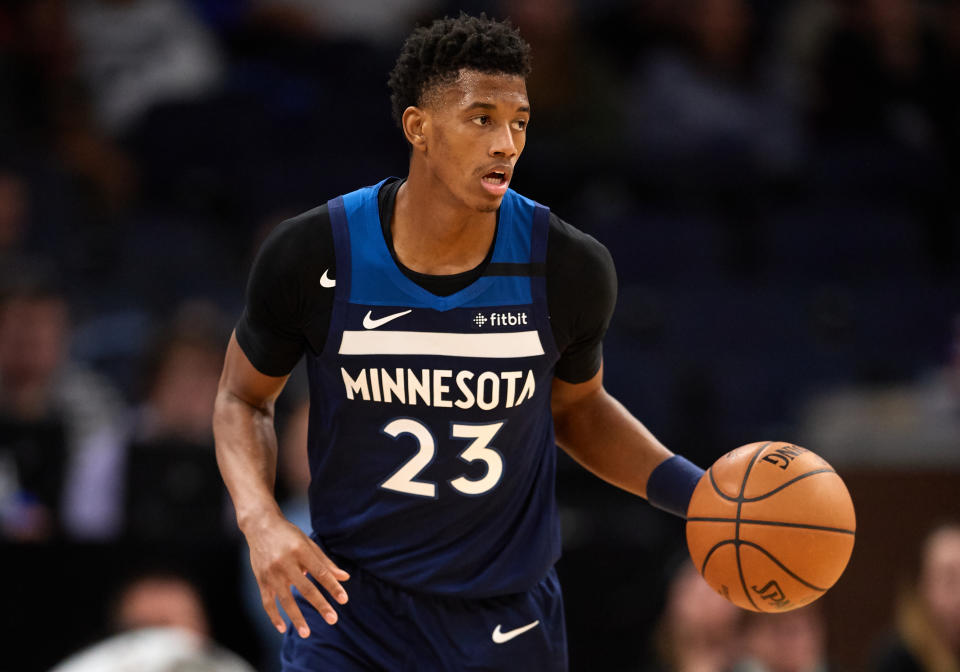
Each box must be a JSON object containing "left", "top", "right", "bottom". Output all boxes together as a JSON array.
[{"left": 1, "top": 0, "right": 958, "bottom": 670}]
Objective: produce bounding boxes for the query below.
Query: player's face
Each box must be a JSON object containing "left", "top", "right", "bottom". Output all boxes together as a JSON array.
[{"left": 422, "top": 70, "right": 530, "bottom": 213}]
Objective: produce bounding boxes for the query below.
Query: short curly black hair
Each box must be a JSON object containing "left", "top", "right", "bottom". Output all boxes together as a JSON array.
[{"left": 387, "top": 13, "right": 531, "bottom": 127}]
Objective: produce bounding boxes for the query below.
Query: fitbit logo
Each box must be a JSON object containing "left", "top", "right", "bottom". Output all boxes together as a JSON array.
[{"left": 473, "top": 311, "right": 529, "bottom": 328}]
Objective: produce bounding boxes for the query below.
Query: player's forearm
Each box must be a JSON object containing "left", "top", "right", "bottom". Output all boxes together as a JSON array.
[
  {"left": 553, "top": 387, "right": 673, "bottom": 499},
  {"left": 213, "top": 390, "right": 284, "bottom": 532}
]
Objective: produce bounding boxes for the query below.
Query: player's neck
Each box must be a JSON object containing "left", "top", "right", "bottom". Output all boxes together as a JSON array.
[{"left": 391, "top": 174, "right": 496, "bottom": 276}]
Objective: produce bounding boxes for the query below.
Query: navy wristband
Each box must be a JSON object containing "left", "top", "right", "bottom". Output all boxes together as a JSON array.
[{"left": 646, "top": 455, "right": 705, "bottom": 519}]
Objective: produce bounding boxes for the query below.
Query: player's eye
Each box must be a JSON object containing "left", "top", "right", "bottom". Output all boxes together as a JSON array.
[
  {"left": 472, "top": 115, "right": 490, "bottom": 126},
  {"left": 512, "top": 119, "right": 528, "bottom": 131}
]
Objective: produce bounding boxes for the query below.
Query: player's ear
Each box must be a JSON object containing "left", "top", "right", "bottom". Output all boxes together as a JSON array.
[{"left": 402, "top": 106, "right": 428, "bottom": 152}]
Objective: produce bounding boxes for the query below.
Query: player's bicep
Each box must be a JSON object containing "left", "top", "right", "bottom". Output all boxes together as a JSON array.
[
  {"left": 551, "top": 364, "right": 604, "bottom": 427},
  {"left": 218, "top": 331, "right": 290, "bottom": 411}
]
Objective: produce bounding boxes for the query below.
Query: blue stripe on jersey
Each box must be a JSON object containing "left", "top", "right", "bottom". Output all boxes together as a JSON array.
[{"left": 306, "top": 180, "right": 560, "bottom": 598}]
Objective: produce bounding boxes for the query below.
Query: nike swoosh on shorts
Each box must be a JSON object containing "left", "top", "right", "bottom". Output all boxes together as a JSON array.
[{"left": 491, "top": 620, "right": 540, "bottom": 644}]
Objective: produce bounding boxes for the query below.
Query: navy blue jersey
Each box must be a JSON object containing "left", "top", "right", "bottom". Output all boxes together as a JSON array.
[{"left": 305, "top": 179, "right": 561, "bottom": 598}]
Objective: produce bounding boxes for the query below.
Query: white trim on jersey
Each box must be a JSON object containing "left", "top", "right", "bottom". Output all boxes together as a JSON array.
[{"left": 338, "top": 330, "right": 545, "bottom": 358}]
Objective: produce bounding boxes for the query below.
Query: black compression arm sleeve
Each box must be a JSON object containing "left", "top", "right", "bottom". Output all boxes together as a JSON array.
[{"left": 546, "top": 215, "right": 618, "bottom": 383}]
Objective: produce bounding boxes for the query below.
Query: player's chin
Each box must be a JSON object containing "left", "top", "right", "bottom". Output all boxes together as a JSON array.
[{"left": 473, "top": 189, "right": 505, "bottom": 212}]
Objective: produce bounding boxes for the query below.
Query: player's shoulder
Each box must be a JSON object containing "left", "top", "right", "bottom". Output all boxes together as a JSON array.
[
  {"left": 546, "top": 211, "right": 615, "bottom": 280},
  {"left": 261, "top": 203, "right": 333, "bottom": 258},
  {"left": 252, "top": 202, "right": 335, "bottom": 280}
]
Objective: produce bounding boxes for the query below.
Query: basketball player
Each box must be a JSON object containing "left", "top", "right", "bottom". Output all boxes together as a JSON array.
[{"left": 213, "top": 14, "right": 705, "bottom": 671}]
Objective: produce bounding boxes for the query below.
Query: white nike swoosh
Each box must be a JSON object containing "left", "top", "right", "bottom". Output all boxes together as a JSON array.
[
  {"left": 320, "top": 269, "right": 336, "bottom": 288},
  {"left": 491, "top": 620, "right": 540, "bottom": 644},
  {"left": 362, "top": 309, "right": 412, "bottom": 330}
]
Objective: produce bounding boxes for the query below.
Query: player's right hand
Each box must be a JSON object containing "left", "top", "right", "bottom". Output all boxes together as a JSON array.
[{"left": 243, "top": 513, "right": 350, "bottom": 638}]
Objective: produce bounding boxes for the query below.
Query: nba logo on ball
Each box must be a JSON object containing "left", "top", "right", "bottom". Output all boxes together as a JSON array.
[{"left": 685, "top": 441, "right": 856, "bottom": 612}]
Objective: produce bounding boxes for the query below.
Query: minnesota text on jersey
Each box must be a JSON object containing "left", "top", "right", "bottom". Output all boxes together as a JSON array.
[{"left": 340, "top": 367, "right": 536, "bottom": 410}]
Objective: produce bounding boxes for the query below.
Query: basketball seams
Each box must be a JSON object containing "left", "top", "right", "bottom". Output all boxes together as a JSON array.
[
  {"left": 738, "top": 442, "right": 772, "bottom": 498},
  {"left": 707, "top": 467, "right": 740, "bottom": 503},
  {"left": 699, "top": 539, "right": 735, "bottom": 576},
  {"left": 707, "top": 442, "right": 772, "bottom": 502},
  {"left": 735, "top": 443, "right": 770, "bottom": 611},
  {"left": 697, "top": 539, "right": 830, "bottom": 612},
  {"left": 741, "top": 468, "right": 838, "bottom": 502},
  {"left": 688, "top": 517, "right": 855, "bottom": 535},
  {"left": 738, "top": 541, "right": 829, "bottom": 592},
  {"left": 703, "top": 468, "right": 845, "bottom": 506}
]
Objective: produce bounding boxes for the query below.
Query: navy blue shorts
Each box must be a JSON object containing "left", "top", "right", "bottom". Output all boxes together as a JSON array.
[{"left": 280, "top": 561, "right": 567, "bottom": 671}]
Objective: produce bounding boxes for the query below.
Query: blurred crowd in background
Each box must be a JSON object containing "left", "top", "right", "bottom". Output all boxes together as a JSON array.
[{"left": 0, "top": 0, "right": 958, "bottom": 670}]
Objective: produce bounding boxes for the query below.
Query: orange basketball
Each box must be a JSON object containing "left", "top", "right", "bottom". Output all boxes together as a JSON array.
[{"left": 685, "top": 441, "right": 856, "bottom": 612}]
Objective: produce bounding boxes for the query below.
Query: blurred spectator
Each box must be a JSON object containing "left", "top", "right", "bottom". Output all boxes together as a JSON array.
[
  {"left": 49, "top": 628, "right": 253, "bottom": 672},
  {"left": 247, "top": 0, "right": 438, "bottom": 45},
  {"left": 0, "top": 0, "right": 139, "bottom": 211},
  {"left": 0, "top": 166, "right": 92, "bottom": 283},
  {"left": 808, "top": 0, "right": 958, "bottom": 274},
  {"left": 0, "top": 261, "right": 126, "bottom": 540},
  {"left": 619, "top": 0, "right": 801, "bottom": 280},
  {"left": 122, "top": 300, "right": 233, "bottom": 542},
  {"left": 812, "top": 0, "right": 955, "bottom": 154},
  {"left": 50, "top": 569, "right": 255, "bottom": 672},
  {"left": 771, "top": 0, "right": 839, "bottom": 110},
  {"left": 644, "top": 561, "right": 743, "bottom": 672},
  {"left": 111, "top": 570, "right": 212, "bottom": 637},
  {"left": 0, "top": 0, "right": 75, "bottom": 151},
  {"left": 734, "top": 605, "right": 832, "bottom": 672},
  {"left": 0, "top": 170, "right": 27, "bottom": 261},
  {"left": 67, "top": 0, "right": 224, "bottom": 137},
  {"left": 623, "top": 0, "right": 801, "bottom": 194},
  {"left": 200, "top": 2, "right": 412, "bottom": 214},
  {"left": 134, "top": 300, "right": 228, "bottom": 445},
  {"left": 871, "top": 522, "right": 960, "bottom": 672}
]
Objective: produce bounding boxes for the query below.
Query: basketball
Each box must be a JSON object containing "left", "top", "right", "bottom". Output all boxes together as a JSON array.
[{"left": 685, "top": 441, "right": 856, "bottom": 612}]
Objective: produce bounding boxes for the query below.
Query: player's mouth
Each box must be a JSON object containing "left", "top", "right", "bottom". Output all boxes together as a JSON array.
[{"left": 481, "top": 169, "right": 510, "bottom": 196}]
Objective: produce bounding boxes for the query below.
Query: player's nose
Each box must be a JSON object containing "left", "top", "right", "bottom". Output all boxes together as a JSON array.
[{"left": 489, "top": 123, "right": 518, "bottom": 158}]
